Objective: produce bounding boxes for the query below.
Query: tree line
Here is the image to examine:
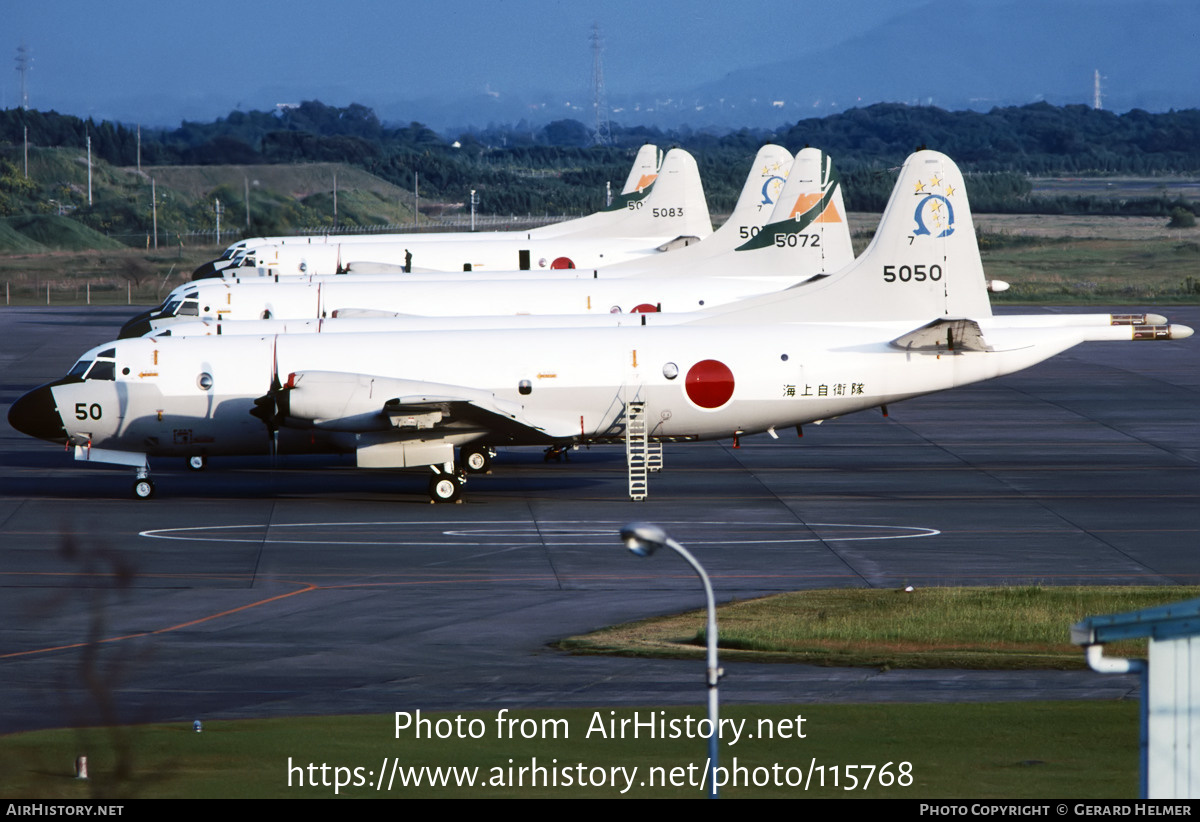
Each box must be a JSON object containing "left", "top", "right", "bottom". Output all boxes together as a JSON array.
[{"left": 1, "top": 99, "right": 1198, "bottom": 240}]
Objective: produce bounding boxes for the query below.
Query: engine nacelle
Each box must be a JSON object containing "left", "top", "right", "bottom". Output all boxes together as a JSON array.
[{"left": 282, "top": 372, "right": 433, "bottom": 432}]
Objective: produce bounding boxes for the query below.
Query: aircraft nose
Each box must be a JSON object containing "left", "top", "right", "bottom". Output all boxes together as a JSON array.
[
  {"left": 7, "top": 384, "right": 67, "bottom": 443},
  {"left": 119, "top": 310, "right": 154, "bottom": 338},
  {"left": 192, "top": 261, "right": 219, "bottom": 280}
]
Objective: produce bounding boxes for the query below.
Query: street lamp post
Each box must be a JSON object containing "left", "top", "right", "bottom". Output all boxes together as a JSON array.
[{"left": 620, "top": 521, "right": 722, "bottom": 799}]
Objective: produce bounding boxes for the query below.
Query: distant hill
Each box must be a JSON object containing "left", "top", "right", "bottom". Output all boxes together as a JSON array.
[
  {"left": 0, "top": 219, "right": 47, "bottom": 252},
  {"left": 0, "top": 146, "right": 422, "bottom": 249},
  {"left": 141, "top": 163, "right": 409, "bottom": 202},
  {"left": 0, "top": 215, "right": 125, "bottom": 253}
]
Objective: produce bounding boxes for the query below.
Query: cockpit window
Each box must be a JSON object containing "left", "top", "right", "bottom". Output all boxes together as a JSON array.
[
  {"left": 159, "top": 299, "right": 182, "bottom": 317},
  {"left": 178, "top": 299, "right": 199, "bottom": 316},
  {"left": 98, "top": 348, "right": 115, "bottom": 358},
  {"left": 88, "top": 360, "right": 115, "bottom": 381},
  {"left": 65, "top": 356, "right": 116, "bottom": 382}
]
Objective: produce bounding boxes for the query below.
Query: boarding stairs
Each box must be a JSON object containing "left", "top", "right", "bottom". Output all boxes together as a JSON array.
[{"left": 625, "top": 401, "right": 650, "bottom": 500}]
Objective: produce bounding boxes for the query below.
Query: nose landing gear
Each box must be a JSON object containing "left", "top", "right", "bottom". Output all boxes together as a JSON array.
[
  {"left": 132, "top": 466, "right": 155, "bottom": 499},
  {"left": 428, "top": 463, "right": 466, "bottom": 503}
]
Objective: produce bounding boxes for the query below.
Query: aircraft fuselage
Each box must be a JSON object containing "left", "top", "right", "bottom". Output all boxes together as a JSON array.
[{"left": 27, "top": 321, "right": 1093, "bottom": 463}]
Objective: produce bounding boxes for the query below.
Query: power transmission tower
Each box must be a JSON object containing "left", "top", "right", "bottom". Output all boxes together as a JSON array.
[
  {"left": 15, "top": 43, "right": 31, "bottom": 110},
  {"left": 590, "top": 22, "right": 611, "bottom": 146}
]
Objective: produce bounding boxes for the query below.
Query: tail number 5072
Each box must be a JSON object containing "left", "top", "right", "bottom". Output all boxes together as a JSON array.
[{"left": 774, "top": 232, "right": 821, "bottom": 248}]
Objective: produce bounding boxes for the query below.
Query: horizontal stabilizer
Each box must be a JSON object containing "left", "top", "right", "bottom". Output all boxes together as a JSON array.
[
  {"left": 331, "top": 308, "right": 410, "bottom": 318},
  {"left": 654, "top": 235, "right": 704, "bottom": 252},
  {"left": 342, "top": 261, "right": 410, "bottom": 275},
  {"left": 890, "top": 318, "right": 993, "bottom": 352}
]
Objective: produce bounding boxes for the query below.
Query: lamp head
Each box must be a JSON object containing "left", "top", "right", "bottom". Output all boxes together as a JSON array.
[{"left": 620, "top": 521, "right": 669, "bottom": 557}]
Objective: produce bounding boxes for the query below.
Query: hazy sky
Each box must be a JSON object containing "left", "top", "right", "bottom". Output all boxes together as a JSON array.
[{"left": 7, "top": 0, "right": 933, "bottom": 124}]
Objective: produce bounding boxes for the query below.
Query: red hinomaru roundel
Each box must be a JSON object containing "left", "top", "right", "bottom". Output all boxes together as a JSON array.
[{"left": 684, "top": 359, "right": 735, "bottom": 409}]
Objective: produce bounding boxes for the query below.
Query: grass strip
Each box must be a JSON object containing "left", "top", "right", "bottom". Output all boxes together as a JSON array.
[
  {"left": 560, "top": 586, "right": 1199, "bottom": 669},
  {"left": 0, "top": 702, "right": 1138, "bottom": 799}
]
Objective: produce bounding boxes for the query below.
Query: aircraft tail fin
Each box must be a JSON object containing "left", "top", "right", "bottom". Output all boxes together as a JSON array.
[
  {"left": 725, "top": 144, "right": 793, "bottom": 227},
  {"left": 607, "top": 144, "right": 663, "bottom": 210},
  {"left": 629, "top": 147, "right": 713, "bottom": 240},
  {"left": 607, "top": 145, "right": 793, "bottom": 276},
  {"left": 528, "top": 145, "right": 661, "bottom": 238},
  {"left": 694, "top": 150, "right": 992, "bottom": 325},
  {"left": 725, "top": 147, "right": 854, "bottom": 278}
]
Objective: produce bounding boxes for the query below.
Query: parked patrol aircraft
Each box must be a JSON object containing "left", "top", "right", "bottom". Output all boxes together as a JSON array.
[
  {"left": 141, "top": 145, "right": 864, "bottom": 342},
  {"left": 120, "top": 147, "right": 848, "bottom": 337},
  {"left": 192, "top": 145, "right": 665, "bottom": 279},
  {"left": 197, "top": 147, "right": 709, "bottom": 279},
  {"left": 212, "top": 144, "right": 791, "bottom": 283},
  {"left": 10, "top": 151, "right": 1190, "bottom": 503}
]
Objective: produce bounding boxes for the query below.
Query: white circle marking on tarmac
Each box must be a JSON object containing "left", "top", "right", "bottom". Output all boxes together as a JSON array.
[{"left": 139, "top": 520, "right": 940, "bottom": 546}]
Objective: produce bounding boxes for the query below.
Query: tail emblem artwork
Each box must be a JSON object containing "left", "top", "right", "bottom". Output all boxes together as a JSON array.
[
  {"left": 633, "top": 174, "right": 658, "bottom": 192},
  {"left": 912, "top": 173, "right": 957, "bottom": 238},
  {"left": 787, "top": 153, "right": 842, "bottom": 224},
  {"left": 760, "top": 175, "right": 787, "bottom": 205},
  {"left": 759, "top": 156, "right": 789, "bottom": 205}
]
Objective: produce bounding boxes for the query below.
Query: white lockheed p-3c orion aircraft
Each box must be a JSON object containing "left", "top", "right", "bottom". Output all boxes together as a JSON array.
[{"left": 8, "top": 151, "right": 1191, "bottom": 503}]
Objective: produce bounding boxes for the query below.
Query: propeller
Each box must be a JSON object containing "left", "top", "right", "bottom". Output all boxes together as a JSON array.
[{"left": 249, "top": 337, "right": 292, "bottom": 460}]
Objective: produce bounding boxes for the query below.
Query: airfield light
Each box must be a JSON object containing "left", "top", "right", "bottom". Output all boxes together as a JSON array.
[{"left": 619, "top": 522, "right": 722, "bottom": 799}]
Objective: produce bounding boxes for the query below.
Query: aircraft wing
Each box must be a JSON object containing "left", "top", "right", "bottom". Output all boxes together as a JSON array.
[
  {"left": 381, "top": 394, "right": 570, "bottom": 443},
  {"left": 278, "top": 371, "right": 576, "bottom": 443}
]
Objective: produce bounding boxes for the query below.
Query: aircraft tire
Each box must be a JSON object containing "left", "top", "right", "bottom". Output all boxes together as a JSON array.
[
  {"left": 133, "top": 478, "right": 155, "bottom": 500},
  {"left": 187, "top": 455, "right": 208, "bottom": 471},
  {"left": 429, "top": 475, "right": 463, "bottom": 504},
  {"left": 461, "top": 446, "right": 492, "bottom": 474}
]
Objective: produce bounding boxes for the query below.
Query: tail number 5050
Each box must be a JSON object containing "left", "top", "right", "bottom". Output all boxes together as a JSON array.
[{"left": 883, "top": 264, "right": 942, "bottom": 283}]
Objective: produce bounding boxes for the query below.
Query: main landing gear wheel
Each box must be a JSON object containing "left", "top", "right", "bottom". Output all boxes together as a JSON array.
[
  {"left": 460, "top": 445, "right": 492, "bottom": 474},
  {"left": 543, "top": 445, "right": 571, "bottom": 463},
  {"left": 187, "top": 455, "right": 208, "bottom": 471},
  {"left": 133, "top": 478, "right": 155, "bottom": 499},
  {"left": 429, "top": 474, "right": 464, "bottom": 504}
]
